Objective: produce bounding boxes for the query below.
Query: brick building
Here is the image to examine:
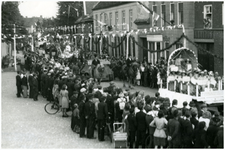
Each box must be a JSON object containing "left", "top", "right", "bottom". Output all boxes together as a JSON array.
[
  {"left": 136, "top": 2, "right": 196, "bottom": 64},
  {"left": 194, "top": 2, "right": 224, "bottom": 75}
]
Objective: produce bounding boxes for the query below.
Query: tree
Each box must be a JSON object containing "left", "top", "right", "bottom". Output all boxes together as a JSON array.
[
  {"left": 2, "top": 2, "right": 27, "bottom": 42},
  {"left": 2, "top": 1, "right": 23, "bottom": 25},
  {"left": 56, "top": 1, "right": 84, "bottom": 26}
]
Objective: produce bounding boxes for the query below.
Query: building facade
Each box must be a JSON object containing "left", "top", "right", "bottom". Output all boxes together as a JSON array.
[
  {"left": 136, "top": 1, "right": 196, "bottom": 64},
  {"left": 194, "top": 2, "right": 224, "bottom": 75},
  {"left": 92, "top": 2, "right": 141, "bottom": 58},
  {"left": 92, "top": 2, "right": 223, "bottom": 74}
]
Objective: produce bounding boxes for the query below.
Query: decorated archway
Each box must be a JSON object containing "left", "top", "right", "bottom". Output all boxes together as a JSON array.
[{"left": 167, "top": 47, "right": 198, "bottom": 72}]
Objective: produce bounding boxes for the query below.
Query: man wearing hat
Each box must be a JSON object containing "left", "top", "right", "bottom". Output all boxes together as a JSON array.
[
  {"left": 84, "top": 93, "right": 96, "bottom": 139},
  {"left": 198, "top": 103, "right": 210, "bottom": 119}
]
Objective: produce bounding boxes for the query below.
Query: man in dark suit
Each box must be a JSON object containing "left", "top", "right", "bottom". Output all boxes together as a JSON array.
[
  {"left": 28, "top": 73, "right": 34, "bottom": 99},
  {"left": 127, "top": 106, "right": 136, "bottom": 148},
  {"left": 97, "top": 96, "right": 108, "bottom": 141},
  {"left": 41, "top": 69, "right": 47, "bottom": 98},
  {"left": 135, "top": 102, "right": 146, "bottom": 148},
  {"left": 84, "top": 93, "right": 96, "bottom": 139},
  {"left": 32, "top": 73, "right": 39, "bottom": 101},
  {"left": 167, "top": 109, "right": 182, "bottom": 148},
  {"left": 183, "top": 110, "right": 194, "bottom": 148},
  {"left": 16, "top": 71, "right": 22, "bottom": 97},
  {"left": 79, "top": 95, "right": 86, "bottom": 138}
]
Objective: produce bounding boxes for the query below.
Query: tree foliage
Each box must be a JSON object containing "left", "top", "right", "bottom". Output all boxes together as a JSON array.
[
  {"left": 2, "top": 2, "right": 27, "bottom": 43},
  {"left": 2, "top": 1, "right": 24, "bottom": 25},
  {"left": 56, "top": 1, "right": 84, "bottom": 26}
]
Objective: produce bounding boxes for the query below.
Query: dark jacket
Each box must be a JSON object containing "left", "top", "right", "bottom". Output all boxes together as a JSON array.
[
  {"left": 97, "top": 101, "right": 108, "bottom": 120},
  {"left": 167, "top": 118, "right": 181, "bottom": 145},
  {"left": 136, "top": 110, "right": 146, "bottom": 131},
  {"left": 16, "top": 75, "right": 22, "bottom": 86},
  {"left": 21, "top": 76, "right": 28, "bottom": 87},
  {"left": 79, "top": 100, "right": 86, "bottom": 118},
  {"left": 214, "top": 126, "right": 223, "bottom": 148},
  {"left": 127, "top": 113, "right": 136, "bottom": 131},
  {"left": 183, "top": 119, "right": 193, "bottom": 145},
  {"left": 194, "top": 130, "right": 208, "bottom": 148},
  {"left": 84, "top": 101, "right": 95, "bottom": 119},
  {"left": 126, "top": 58, "right": 132, "bottom": 67}
]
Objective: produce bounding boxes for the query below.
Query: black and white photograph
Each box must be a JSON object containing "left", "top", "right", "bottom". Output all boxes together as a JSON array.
[{"left": 1, "top": 1, "right": 224, "bottom": 149}]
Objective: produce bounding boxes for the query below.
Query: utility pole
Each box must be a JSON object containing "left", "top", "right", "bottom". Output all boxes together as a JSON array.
[
  {"left": 14, "top": 24, "right": 17, "bottom": 71},
  {"left": 126, "top": 24, "right": 129, "bottom": 59}
]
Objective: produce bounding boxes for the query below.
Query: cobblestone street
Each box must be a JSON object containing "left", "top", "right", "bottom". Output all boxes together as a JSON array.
[{"left": 1, "top": 72, "right": 157, "bottom": 149}]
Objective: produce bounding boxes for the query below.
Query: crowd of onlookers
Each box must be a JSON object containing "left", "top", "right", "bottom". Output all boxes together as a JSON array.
[{"left": 15, "top": 51, "right": 223, "bottom": 148}]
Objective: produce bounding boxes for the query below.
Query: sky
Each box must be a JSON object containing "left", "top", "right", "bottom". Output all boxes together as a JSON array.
[{"left": 18, "top": 1, "right": 58, "bottom": 18}]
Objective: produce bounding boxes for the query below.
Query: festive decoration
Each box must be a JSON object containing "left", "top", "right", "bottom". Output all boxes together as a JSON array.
[
  {"left": 103, "top": 35, "right": 127, "bottom": 48},
  {"left": 130, "top": 33, "right": 184, "bottom": 53}
]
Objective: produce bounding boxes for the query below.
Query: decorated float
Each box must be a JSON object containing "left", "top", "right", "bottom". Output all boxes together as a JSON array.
[{"left": 158, "top": 47, "right": 224, "bottom": 109}]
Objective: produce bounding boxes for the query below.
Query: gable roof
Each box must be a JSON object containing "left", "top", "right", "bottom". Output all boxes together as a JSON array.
[{"left": 92, "top": 2, "right": 134, "bottom": 11}]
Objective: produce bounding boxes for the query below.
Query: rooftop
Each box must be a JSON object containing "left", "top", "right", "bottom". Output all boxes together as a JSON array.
[{"left": 92, "top": 2, "right": 134, "bottom": 11}]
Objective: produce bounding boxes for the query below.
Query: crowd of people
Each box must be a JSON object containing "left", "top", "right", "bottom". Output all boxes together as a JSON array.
[{"left": 14, "top": 49, "right": 223, "bottom": 149}]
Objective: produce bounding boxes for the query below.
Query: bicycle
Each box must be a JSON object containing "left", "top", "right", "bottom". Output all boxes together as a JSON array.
[{"left": 44, "top": 100, "right": 61, "bottom": 115}]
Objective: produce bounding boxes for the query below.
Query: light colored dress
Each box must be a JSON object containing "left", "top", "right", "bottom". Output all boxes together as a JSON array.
[{"left": 60, "top": 90, "right": 69, "bottom": 109}]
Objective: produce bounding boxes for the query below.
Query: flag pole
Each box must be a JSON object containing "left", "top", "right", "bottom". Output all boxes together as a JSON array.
[
  {"left": 14, "top": 24, "right": 17, "bottom": 71},
  {"left": 83, "top": 1, "right": 86, "bottom": 15}
]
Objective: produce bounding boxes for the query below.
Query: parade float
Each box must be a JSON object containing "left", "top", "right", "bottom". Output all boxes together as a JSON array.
[{"left": 158, "top": 47, "right": 224, "bottom": 109}]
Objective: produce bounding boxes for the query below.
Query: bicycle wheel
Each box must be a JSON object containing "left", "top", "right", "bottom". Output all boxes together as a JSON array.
[{"left": 44, "top": 102, "right": 60, "bottom": 115}]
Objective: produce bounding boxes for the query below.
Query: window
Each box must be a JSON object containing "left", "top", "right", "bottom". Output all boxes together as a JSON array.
[
  {"left": 115, "top": 11, "right": 118, "bottom": 29},
  {"left": 109, "top": 12, "right": 112, "bottom": 25},
  {"left": 104, "top": 13, "right": 107, "bottom": 24},
  {"left": 152, "top": 5, "right": 157, "bottom": 26},
  {"left": 178, "top": 3, "right": 183, "bottom": 24},
  {"left": 161, "top": 4, "right": 166, "bottom": 26},
  {"left": 95, "top": 14, "right": 98, "bottom": 31},
  {"left": 170, "top": 3, "right": 175, "bottom": 24},
  {"left": 122, "top": 10, "right": 125, "bottom": 30},
  {"left": 203, "top": 5, "right": 212, "bottom": 29},
  {"left": 222, "top": 4, "right": 224, "bottom": 25},
  {"left": 129, "top": 9, "right": 133, "bottom": 30}
]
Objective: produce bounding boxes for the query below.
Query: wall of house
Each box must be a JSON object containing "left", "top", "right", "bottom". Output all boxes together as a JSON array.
[
  {"left": 136, "top": 2, "right": 196, "bottom": 63},
  {"left": 93, "top": 2, "right": 144, "bottom": 58},
  {"left": 194, "top": 2, "right": 224, "bottom": 75}
]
